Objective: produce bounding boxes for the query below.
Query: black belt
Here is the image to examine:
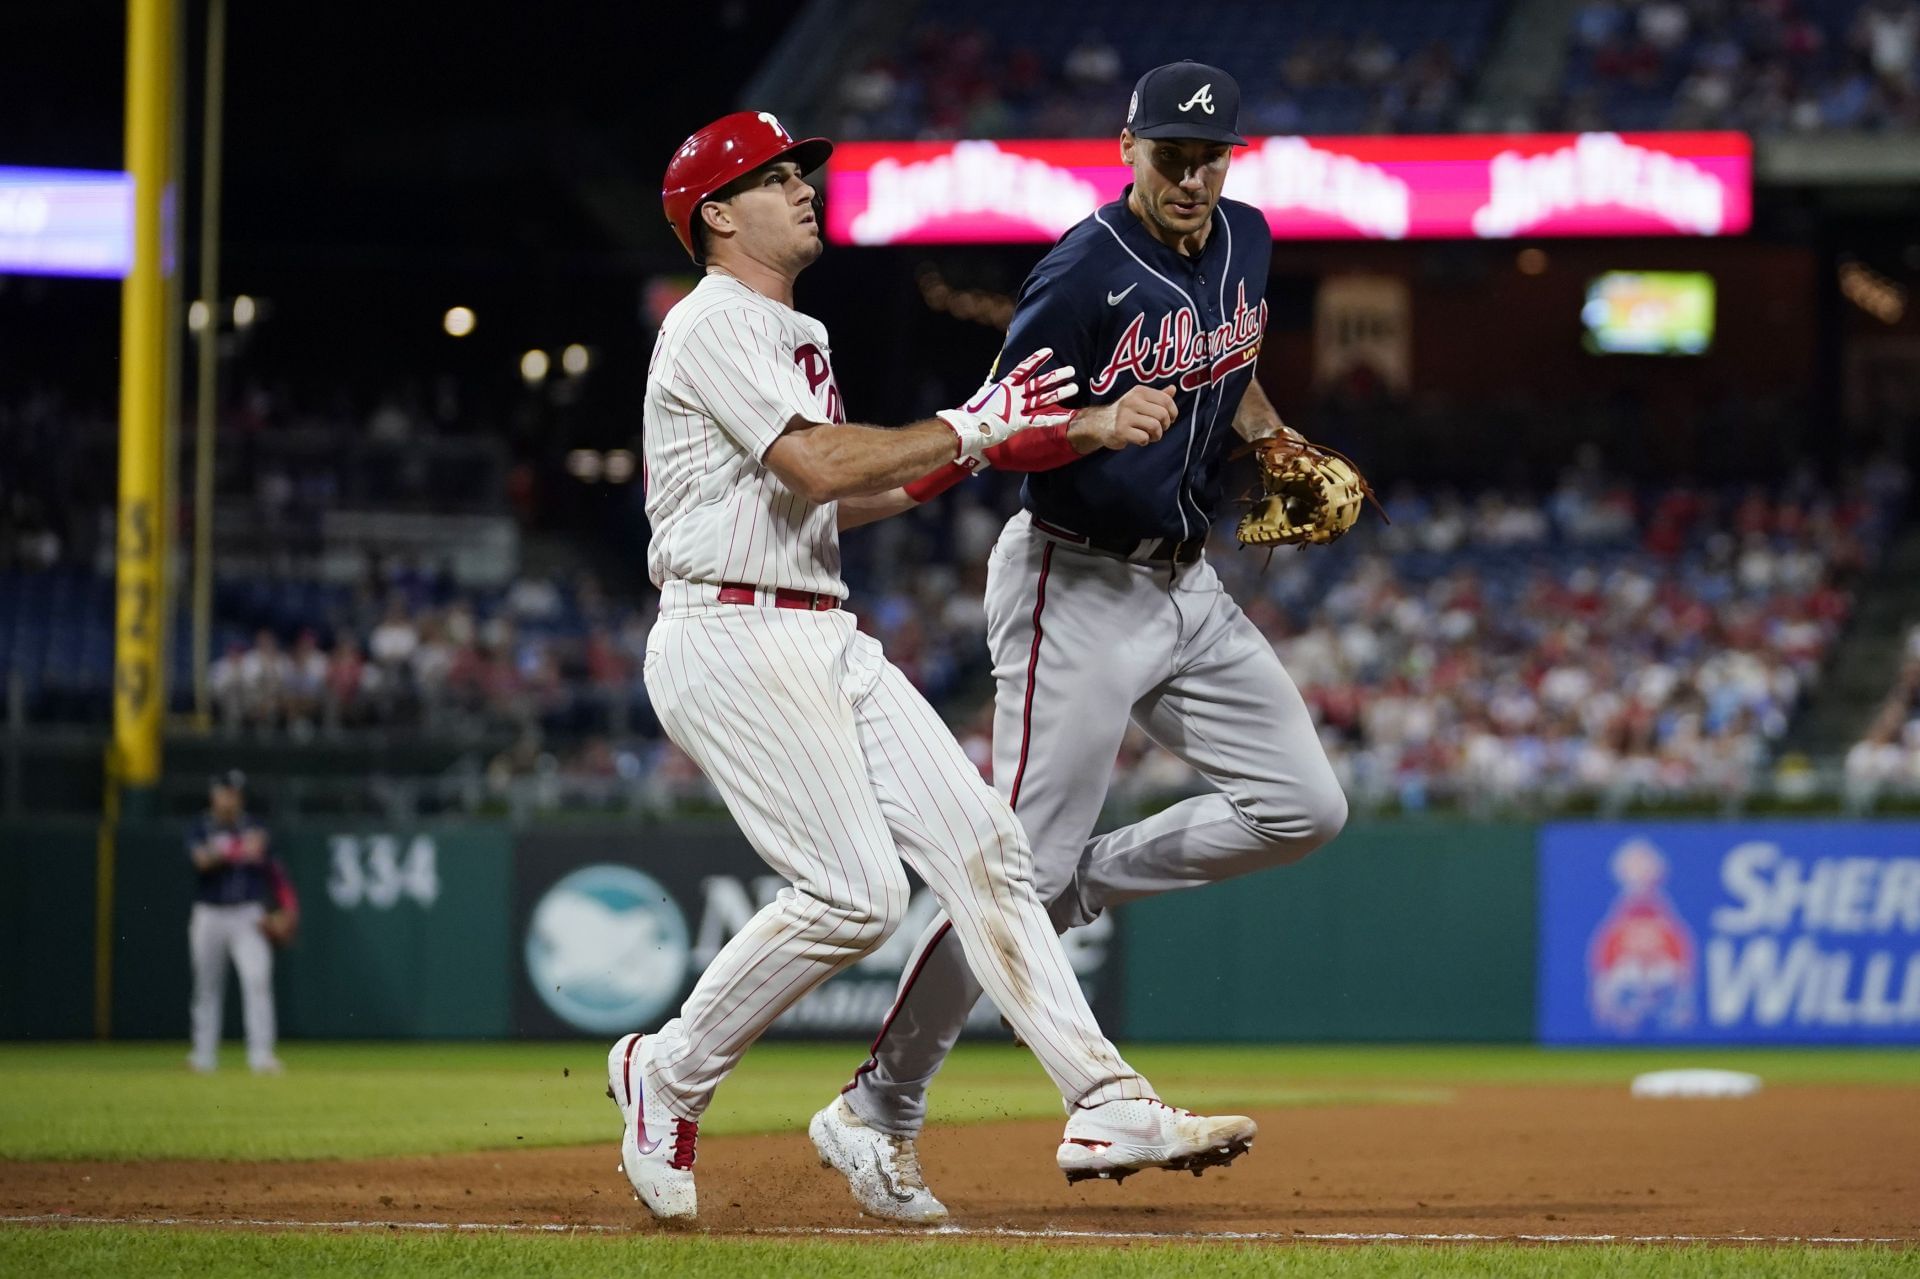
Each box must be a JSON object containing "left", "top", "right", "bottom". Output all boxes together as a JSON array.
[{"left": 1030, "top": 516, "right": 1206, "bottom": 565}]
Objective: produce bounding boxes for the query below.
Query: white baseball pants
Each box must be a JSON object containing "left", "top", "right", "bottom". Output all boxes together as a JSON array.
[{"left": 637, "top": 580, "right": 1154, "bottom": 1121}]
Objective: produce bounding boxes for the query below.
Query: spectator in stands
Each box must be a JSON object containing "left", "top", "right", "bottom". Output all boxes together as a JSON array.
[
  {"left": 368, "top": 598, "right": 420, "bottom": 673},
  {"left": 238, "top": 630, "right": 293, "bottom": 728},
  {"left": 1063, "top": 30, "right": 1122, "bottom": 88},
  {"left": 325, "top": 635, "right": 380, "bottom": 727},
  {"left": 283, "top": 629, "right": 329, "bottom": 735}
]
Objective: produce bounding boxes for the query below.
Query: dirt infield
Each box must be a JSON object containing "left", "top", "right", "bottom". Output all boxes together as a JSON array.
[{"left": 4, "top": 1087, "right": 1916, "bottom": 1241}]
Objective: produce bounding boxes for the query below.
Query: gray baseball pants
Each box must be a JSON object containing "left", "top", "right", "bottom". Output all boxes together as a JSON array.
[
  {"left": 188, "top": 902, "right": 278, "bottom": 1070},
  {"left": 844, "top": 510, "right": 1347, "bottom": 1135}
]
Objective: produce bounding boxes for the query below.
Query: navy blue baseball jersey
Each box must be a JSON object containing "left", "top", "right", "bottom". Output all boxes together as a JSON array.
[
  {"left": 187, "top": 815, "right": 273, "bottom": 906},
  {"left": 1000, "top": 188, "right": 1272, "bottom": 543}
]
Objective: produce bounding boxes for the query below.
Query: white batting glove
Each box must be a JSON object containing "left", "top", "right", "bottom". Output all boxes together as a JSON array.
[{"left": 937, "top": 348, "right": 1079, "bottom": 465}]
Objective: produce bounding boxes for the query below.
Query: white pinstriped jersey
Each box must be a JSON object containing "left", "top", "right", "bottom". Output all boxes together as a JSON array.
[{"left": 644, "top": 274, "right": 849, "bottom": 596}]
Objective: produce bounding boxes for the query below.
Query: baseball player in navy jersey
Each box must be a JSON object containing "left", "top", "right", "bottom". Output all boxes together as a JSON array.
[
  {"left": 820, "top": 61, "right": 1350, "bottom": 1219},
  {"left": 185, "top": 770, "right": 285, "bottom": 1075},
  {"left": 609, "top": 109, "right": 1255, "bottom": 1223}
]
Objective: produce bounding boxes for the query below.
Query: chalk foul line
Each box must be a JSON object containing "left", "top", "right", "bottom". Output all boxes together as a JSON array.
[{"left": 1, "top": 1214, "right": 1912, "bottom": 1245}]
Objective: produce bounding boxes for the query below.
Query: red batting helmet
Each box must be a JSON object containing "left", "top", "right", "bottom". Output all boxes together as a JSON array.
[{"left": 662, "top": 111, "right": 833, "bottom": 264}]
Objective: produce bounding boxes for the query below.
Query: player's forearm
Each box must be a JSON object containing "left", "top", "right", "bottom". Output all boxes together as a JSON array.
[
  {"left": 837, "top": 488, "right": 919, "bottom": 530},
  {"left": 771, "top": 420, "right": 959, "bottom": 503},
  {"left": 1232, "top": 377, "right": 1298, "bottom": 443}
]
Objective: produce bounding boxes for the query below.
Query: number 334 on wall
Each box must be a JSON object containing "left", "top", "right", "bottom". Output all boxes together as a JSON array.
[{"left": 326, "top": 834, "right": 441, "bottom": 910}]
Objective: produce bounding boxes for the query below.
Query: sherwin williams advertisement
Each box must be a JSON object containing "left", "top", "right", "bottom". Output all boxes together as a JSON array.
[
  {"left": 826, "top": 132, "right": 1751, "bottom": 246},
  {"left": 1539, "top": 823, "right": 1920, "bottom": 1044}
]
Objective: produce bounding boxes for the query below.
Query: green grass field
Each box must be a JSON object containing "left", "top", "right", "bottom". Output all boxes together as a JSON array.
[
  {"left": 3, "top": 1041, "right": 1915, "bottom": 1276},
  {"left": 4, "top": 1040, "right": 1915, "bottom": 1162},
  {"left": 4, "top": 1230, "right": 1916, "bottom": 1279}
]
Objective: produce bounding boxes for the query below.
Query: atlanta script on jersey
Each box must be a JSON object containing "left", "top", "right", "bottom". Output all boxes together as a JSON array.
[{"left": 1001, "top": 188, "right": 1272, "bottom": 543}]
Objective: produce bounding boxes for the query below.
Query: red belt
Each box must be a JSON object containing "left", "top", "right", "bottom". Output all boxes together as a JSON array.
[{"left": 716, "top": 581, "right": 840, "bottom": 611}]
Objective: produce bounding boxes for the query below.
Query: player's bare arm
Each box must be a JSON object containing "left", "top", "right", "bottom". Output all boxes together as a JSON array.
[
  {"left": 837, "top": 488, "right": 917, "bottom": 530},
  {"left": 190, "top": 840, "right": 223, "bottom": 872},
  {"left": 766, "top": 417, "right": 976, "bottom": 504},
  {"left": 1231, "top": 376, "right": 1302, "bottom": 444},
  {"left": 764, "top": 349, "right": 1079, "bottom": 504}
]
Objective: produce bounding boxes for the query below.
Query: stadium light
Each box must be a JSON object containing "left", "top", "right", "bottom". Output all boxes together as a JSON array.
[
  {"left": 521, "top": 349, "right": 550, "bottom": 384},
  {"left": 187, "top": 299, "right": 211, "bottom": 332},
  {"left": 561, "top": 343, "right": 591, "bottom": 375},
  {"left": 232, "top": 294, "right": 256, "bottom": 327},
  {"left": 444, "top": 305, "right": 476, "bottom": 337},
  {"left": 605, "top": 449, "right": 636, "bottom": 482}
]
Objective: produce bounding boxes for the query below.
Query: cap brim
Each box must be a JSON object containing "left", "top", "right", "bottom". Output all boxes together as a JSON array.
[{"left": 1129, "top": 122, "right": 1247, "bottom": 145}]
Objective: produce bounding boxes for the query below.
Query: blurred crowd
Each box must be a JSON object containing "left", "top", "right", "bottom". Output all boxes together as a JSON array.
[
  {"left": 206, "top": 561, "right": 652, "bottom": 738},
  {"left": 834, "top": 22, "right": 1474, "bottom": 140},
  {"left": 1112, "top": 457, "right": 1900, "bottom": 812},
  {"left": 0, "top": 391, "right": 115, "bottom": 575},
  {"left": 14, "top": 433, "right": 1912, "bottom": 813},
  {"left": 1555, "top": 0, "right": 1920, "bottom": 133},
  {"left": 830, "top": 0, "right": 1920, "bottom": 140}
]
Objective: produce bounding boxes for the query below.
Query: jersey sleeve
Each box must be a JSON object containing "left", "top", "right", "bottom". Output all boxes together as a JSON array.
[
  {"left": 995, "top": 272, "right": 1098, "bottom": 404},
  {"left": 677, "top": 308, "right": 822, "bottom": 460}
]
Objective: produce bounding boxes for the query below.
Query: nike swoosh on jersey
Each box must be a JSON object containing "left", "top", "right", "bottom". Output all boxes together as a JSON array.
[{"left": 1106, "top": 283, "right": 1138, "bottom": 306}]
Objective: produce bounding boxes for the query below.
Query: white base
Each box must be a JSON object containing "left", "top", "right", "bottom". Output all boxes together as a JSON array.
[{"left": 1629, "top": 1069, "right": 1763, "bottom": 1099}]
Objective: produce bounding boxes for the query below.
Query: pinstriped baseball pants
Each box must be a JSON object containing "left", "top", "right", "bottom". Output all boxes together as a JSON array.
[{"left": 638, "top": 581, "right": 1154, "bottom": 1121}]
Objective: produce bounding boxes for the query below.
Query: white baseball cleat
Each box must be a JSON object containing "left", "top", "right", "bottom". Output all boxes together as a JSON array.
[
  {"left": 809, "top": 1096, "right": 949, "bottom": 1224},
  {"left": 606, "top": 1033, "right": 698, "bottom": 1220},
  {"left": 1056, "top": 1099, "right": 1256, "bottom": 1184}
]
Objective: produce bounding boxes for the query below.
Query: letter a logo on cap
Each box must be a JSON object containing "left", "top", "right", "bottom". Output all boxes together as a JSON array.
[{"left": 1179, "top": 84, "right": 1215, "bottom": 114}]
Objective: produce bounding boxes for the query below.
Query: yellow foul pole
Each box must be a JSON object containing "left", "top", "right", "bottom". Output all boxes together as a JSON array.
[{"left": 102, "top": 0, "right": 178, "bottom": 1037}]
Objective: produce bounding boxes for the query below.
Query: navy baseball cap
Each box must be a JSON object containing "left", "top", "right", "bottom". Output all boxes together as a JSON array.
[
  {"left": 1124, "top": 61, "right": 1245, "bottom": 146},
  {"left": 210, "top": 769, "right": 246, "bottom": 793}
]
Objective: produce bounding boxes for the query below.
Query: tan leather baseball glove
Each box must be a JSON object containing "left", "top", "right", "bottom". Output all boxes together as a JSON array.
[{"left": 1235, "top": 435, "right": 1385, "bottom": 548}]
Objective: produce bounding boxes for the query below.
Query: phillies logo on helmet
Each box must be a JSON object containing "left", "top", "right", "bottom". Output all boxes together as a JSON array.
[{"left": 1587, "top": 839, "right": 1697, "bottom": 1035}]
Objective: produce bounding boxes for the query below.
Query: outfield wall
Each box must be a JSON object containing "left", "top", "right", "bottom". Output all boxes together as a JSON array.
[{"left": 2, "top": 818, "right": 1915, "bottom": 1044}]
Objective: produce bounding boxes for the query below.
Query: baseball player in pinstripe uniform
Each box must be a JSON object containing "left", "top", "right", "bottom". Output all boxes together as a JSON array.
[
  {"left": 821, "top": 62, "right": 1352, "bottom": 1220},
  {"left": 609, "top": 110, "right": 1256, "bottom": 1223}
]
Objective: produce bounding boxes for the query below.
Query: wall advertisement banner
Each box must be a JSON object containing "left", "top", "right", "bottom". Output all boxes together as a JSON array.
[
  {"left": 512, "top": 826, "right": 1122, "bottom": 1040},
  {"left": 826, "top": 132, "right": 1752, "bottom": 246},
  {"left": 1539, "top": 823, "right": 1920, "bottom": 1044}
]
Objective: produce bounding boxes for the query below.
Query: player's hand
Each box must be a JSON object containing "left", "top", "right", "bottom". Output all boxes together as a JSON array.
[
  {"left": 938, "top": 349, "right": 1079, "bottom": 464},
  {"left": 1067, "top": 384, "right": 1178, "bottom": 453}
]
